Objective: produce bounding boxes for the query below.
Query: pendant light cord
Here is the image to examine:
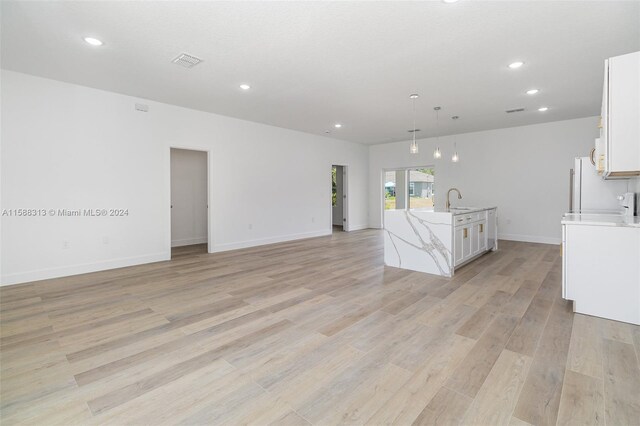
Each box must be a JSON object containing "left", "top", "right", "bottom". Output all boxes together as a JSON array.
[{"left": 412, "top": 97, "right": 416, "bottom": 145}]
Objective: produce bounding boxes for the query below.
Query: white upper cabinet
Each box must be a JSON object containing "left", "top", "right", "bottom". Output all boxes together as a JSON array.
[{"left": 600, "top": 51, "right": 640, "bottom": 178}]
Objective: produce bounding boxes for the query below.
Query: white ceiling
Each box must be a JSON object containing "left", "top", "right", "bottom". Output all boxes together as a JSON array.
[{"left": 2, "top": 1, "right": 639, "bottom": 145}]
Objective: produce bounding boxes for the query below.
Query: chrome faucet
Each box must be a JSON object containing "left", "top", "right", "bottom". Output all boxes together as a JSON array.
[{"left": 446, "top": 188, "right": 462, "bottom": 210}]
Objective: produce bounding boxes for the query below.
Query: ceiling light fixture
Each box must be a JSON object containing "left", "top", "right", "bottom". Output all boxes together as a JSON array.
[
  {"left": 433, "top": 107, "right": 442, "bottom": 159},
  {"left": 442, "top": 0, "right": 459, "bottom": 3},
  {"left": 526, "top": 89, "right": 539, "bottom": 95},
  {"left": 334, "top": 123, "right": 342, "bottom": 128},
  {"left": 239, "top": 84, "right": 251, "bottom": 90},
  {"left": 83, "top": 37, "right": 103, "bottom": 46},
  {"left": 452, "top": 144, "right": 460, "bottom": 163},
  {"left": 538, "top": 106, "right": 549, "bottom": 112},
  {"left": 451, "top": 116, "right": 460, "bottom": 163},
  {"left": 508, "top": 61, "right": 524, "bottom": 69},
  {"left": 409, "top": 94, "right": 419, "bottom": 154}
]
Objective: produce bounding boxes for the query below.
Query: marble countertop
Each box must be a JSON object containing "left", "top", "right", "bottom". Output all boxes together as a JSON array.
[
  {"left": 409, "top": 206, "right": 497, "bottom": 215},
  {"left": 561, "top": 213, "right": 640, "bottom": 228}
]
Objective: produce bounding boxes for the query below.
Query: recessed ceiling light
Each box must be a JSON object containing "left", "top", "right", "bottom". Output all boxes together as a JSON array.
[
  {"left": 538, "top": 107, "right": 549, "bottom": 112},
  {"left": 83, "top": 37, "right": 103, "bottom": 46},
  {"left": 508, "top": 61, "right": 524, "bottom": 69},
  {"left": 334, "top": 123, "right": 342, "bottom": 128},
  {"left": 442, "top": 0, "right": 459, "bottom": 3},
  {"left": 526, "top": 89, "right": 539, "bottom": 95},
  {"left": 239, "top": 84, "right": 251, "bottom": 90}
]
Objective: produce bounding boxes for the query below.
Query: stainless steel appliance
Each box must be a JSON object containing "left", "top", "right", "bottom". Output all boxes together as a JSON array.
[{"left": 570, "top": 157, "right": 628, "bottom": 212}]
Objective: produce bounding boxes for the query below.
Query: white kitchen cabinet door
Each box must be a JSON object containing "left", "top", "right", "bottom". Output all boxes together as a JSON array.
[
  {"left": 563, "top": 224, "right": 640, "bottom": 325},
  {"left": 603, "top": 51, "right": 640, "bottom": 177},
  {"left": 454, "top": 226, "right": 464, "bottom": 266},
  {"left": 478, "top": 220, "right": 487, "bottom": 252},
  {"left": 487, "top": 209, "right": 497, "bottom": 250},
  {"left": 462, "top": 226, "right": 472, "bottom": 260},
  {"left": 471, "top": 223, "right": 480, "bottom": 256}
]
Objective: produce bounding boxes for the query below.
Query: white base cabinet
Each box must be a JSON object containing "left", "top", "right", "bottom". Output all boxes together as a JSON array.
[
  {"left": 453, "top": 208, "right": 496, "bottom": 269},
  {"left": 562, "top": 223, "right": 640, "bottom": 325}
]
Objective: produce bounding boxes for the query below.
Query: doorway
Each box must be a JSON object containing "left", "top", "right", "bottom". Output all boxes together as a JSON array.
[
  {"left": 332, "top": 165, "right": 347, "bottom": 232},
  {"left": 170, "top": 148, "right": 209, "bottom": 257}
]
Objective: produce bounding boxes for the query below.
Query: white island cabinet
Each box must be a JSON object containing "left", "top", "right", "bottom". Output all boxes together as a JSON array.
[
  {"left": 384, "top": 207, "right": 497, "bottom": 277},
  {"left": 562, "top": 214, "right": 640, "bottom": 325}
]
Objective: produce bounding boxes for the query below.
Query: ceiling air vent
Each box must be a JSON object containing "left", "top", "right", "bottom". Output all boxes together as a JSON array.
[
  {"left": 171, "top": 53, "right": 203, "bottom": 68},
  {"left": 506, "top": 108, "right": 525, "bottom": 114}
]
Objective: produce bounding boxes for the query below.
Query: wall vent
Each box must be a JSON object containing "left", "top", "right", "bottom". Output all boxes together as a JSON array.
[
  {"left": 506, "top": 108, "right": 525, "bottom": 113},
  {"left": 171, "top": 53, "right": 203, "bottom": 68}
]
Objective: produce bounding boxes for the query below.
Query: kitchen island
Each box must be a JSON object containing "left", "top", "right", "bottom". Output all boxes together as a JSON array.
[{"left": 383, "top": 207, "right": 497, "bottom": 277}]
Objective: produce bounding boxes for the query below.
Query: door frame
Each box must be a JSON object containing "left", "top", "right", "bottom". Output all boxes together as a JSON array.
[
  {"left": 330, "top": 164, "right": 349, "bottom": 232},
  {"left": 168, "top": 146, "right": 212, "bottom": 254}
]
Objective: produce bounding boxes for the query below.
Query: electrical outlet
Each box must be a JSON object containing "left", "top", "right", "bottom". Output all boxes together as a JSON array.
[
  {"left": 506, "top": 218, "right": 512, "bottom": 225},
  {"left": 248, "top": 224, "right": 253, "bottom": 230},
  {"left": 311, "top": 217, "right": 315, "bottom": 223},
  {"left": 62, "top": 241, "right": 70, "bottom": 250},
  {"left": 103, "top": 236, "right": 109, "bottom": 245}
]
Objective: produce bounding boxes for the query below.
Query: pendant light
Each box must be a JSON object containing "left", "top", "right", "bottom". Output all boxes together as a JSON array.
[
  {"left": 451, "top": 115, "right": 460, "bottom": 163},
  {"left": 433, "top": 107, "right": 442, "bottom": 159},
  {"left": 409, "top": 94, "right": 419, "bottom": 154},
  {"left": 452, "top": 144, "right": 459, "bottom": 162}
]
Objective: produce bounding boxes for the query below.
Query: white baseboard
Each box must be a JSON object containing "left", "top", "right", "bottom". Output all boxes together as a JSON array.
[
  {"left": 171, "top": 237, "right": 208, "bottom": 247},
  {"left": 498, "top": 233, "right": 561, "bottom": 245},
  {"left": 211, "top": 230, "right": 331, "bottom": 253},
  {"left": 347, "top": 224, "right": 369, "bottom": 231},
  {"left": 0, "top": 252, "right": 170, "bottom": 287}
]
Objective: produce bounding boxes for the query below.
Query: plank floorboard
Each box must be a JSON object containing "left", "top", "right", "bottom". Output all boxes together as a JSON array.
[{"left": 1, "top": 231, "right": 638, "bottom": 425}]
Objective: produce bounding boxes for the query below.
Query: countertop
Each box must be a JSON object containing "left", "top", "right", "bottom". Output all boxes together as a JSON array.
[
  {"left": 561, "top": 213, "right": 640, "bottom": 228},
  {"left": 410, "top": 206, "right": 498, "bottom": 215}
]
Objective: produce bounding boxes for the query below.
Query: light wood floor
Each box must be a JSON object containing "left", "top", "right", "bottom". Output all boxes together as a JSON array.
[{"left": 1, "top": 230, "right": 639, "bottom": 425}]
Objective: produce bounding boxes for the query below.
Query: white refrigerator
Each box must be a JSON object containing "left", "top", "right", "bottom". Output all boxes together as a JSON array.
[{"left": 570, "top": 157, "right": 627, "bottom": 212}]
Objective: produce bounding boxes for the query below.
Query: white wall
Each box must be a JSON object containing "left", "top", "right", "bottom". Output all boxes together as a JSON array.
[
  {"left": 369, "top": 117, "right": 600, "bottom": 244},
  {"left": 1, "top": 71, "right": 369, "bottom": 285},
  {"left": 170, "top": 148, "right": 208, "bottom": 247},
  {"left": 332, "top": 165, "right": 344, "bottom": 226}
]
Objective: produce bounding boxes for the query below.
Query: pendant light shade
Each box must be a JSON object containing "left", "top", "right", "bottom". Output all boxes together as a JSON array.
[
  {"left": 451, "top": 116, "right": 460, "bottom": 163},
  {"left": 409, "top": 94, "right": 419, "bottom": 154},
  {"left": 433, "top": 107, "right": 442, "bottom": 159},
  {"left": 452, "top": 142, "right": 459, "bottom": 162}
]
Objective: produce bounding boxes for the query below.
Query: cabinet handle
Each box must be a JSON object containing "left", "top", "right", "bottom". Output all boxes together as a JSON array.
[
  {"left": 589, "top": 148, "right": 596, "bottom": 165},
  {"left": 480, "top": 224, "right": 484, "bottom": 233},
  {"left": 466, "top": 216, "right": 472, "bottom": 220},
  {"left": 463, "top": 228, "right": 468, "bottom": 238},
  {"left": 457, "top": 218, "right": 463, "bottom": 222}
]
